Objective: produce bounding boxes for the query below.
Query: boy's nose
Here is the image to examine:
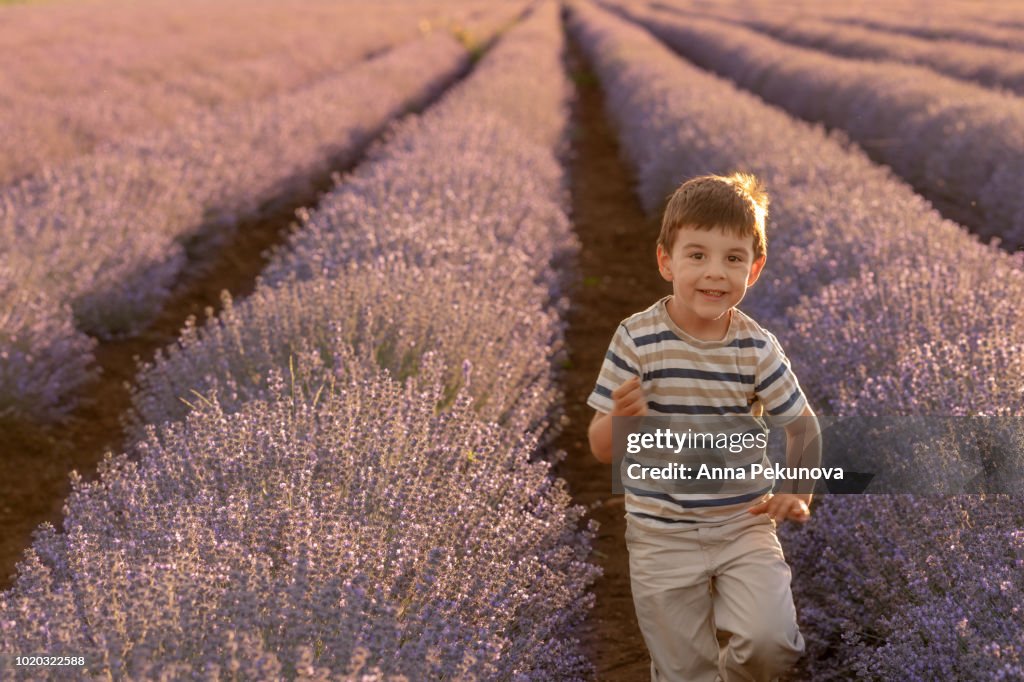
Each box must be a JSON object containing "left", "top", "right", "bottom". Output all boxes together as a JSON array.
[{"left": 704, "top": 267, "right": 726, "bottom": 280}]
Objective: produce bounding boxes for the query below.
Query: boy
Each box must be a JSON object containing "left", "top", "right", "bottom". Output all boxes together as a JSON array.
[{"left": 587, "top": 172, "right": 821, "bottom": 682}]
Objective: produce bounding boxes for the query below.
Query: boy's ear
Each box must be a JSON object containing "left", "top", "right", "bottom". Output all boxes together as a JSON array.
[
  {"left": 747, "top": 254, "right": 767, "bottom": 287},
  {"left": 656, "top": 244, "right": 673, "bottom": 281}
]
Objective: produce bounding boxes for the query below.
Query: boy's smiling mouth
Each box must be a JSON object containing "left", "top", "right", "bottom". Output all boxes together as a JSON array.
[{"left": 698, "top": 289, "right": 727, "bottom": 298}]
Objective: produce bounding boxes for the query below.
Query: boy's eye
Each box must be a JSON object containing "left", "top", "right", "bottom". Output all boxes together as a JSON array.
[
  {"left": 688, "top": 253, "right": 704, "bottom": 260},
  {"left": 728, "top": 255, "right": 743, "bottom": 263}
]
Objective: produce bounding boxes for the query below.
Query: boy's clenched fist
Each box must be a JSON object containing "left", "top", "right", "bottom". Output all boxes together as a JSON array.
[{"left": 611, "top": 376, "right": 647, "bottom": 417}]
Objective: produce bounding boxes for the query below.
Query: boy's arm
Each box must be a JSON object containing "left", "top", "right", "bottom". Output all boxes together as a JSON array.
[
  {"left": 588, "top": 412, "right": 615, "bottom": 465},
  {"left": 749, "top": 404, "right": 821, "bottom": 522},
  {"left": 782, "top": 403, "right": 823, "bottom": 483},
  {"left": 782, "top": 403, "right": 822, "bottom": 499},
  {"left": 748, "top": 331, "right": 820, "bottom": 522},
  {"left": 588, "top": 376, "right": 647, "bottom": 464}
]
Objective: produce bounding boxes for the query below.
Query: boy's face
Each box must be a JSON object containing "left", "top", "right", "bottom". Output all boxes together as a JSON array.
[{"left": 656, "top": 224, "right": 766, "bottom": 330}]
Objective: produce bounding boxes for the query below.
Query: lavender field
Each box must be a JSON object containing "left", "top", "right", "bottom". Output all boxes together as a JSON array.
[{"left": 1, "top": 0, "right": 1022, "bottom": 679}]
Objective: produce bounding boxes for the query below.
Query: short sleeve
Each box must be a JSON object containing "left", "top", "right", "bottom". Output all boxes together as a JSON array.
[
  {"left": 587, "top": 323, "right": 642, "bottom": 414},
  {"left": 754, "top": 331, "right": 807, "bottom": 427}
]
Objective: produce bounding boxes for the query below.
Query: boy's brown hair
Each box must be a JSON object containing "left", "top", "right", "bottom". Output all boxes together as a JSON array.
[{"left": 658, "top": 172, "right": 769, "bottom": 260}]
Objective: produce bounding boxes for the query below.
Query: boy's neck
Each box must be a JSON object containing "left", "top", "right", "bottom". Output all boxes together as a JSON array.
[{"left": 665, "top": 296, "right": 733, "bottom": 341}]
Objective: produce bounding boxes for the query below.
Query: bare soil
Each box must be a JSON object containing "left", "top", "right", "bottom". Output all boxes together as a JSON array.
[{"left": 556, "top": 35, "right": 670, "bottom": 681}]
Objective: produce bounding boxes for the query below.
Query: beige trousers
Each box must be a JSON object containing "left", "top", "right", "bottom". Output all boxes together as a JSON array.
[{"left": 625, "top": 512, "right": 805, "bottom": 682}]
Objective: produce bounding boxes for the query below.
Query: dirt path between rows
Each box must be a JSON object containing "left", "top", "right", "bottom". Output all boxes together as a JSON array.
[
  {"left": 559, "top": 26, "right": 811, "bottom": 682},
  {"left": 556, "top": 33, "right": 669, "bottom": 681}
]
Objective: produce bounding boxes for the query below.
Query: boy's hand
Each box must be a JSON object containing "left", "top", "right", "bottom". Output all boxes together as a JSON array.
[
  {"left": 589, "top": 377, "right": 647, "bottom": 464},
  {"left": 749, "top": 494, "right": 810, "bottom": 523},
  {"left": 611, "top": 376, "right": 647, "bottom": 416}
]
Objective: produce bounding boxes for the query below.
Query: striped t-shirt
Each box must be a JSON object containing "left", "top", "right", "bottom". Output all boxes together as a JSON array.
[{"left": 587, "top": 296, "right": 808, "bottom": 529}]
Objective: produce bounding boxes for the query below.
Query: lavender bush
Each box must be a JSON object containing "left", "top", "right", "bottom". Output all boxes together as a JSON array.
[
  {"left": 1, "top": 356, "right": 598, "bottom": 679},
  {"left": 656, "top": 0, "right": 1024, "bottom": 50},
  {"left": 728, "top": 15, "right": 1024, "bottom": 96},
  {"left": 259, "top": 112, "right": 573, "bottom": 303},
  {"left": 781, "top": 495, "right": 1024, "bottom": 680},
  {"left": 125, "top": 261, "right": 561, "bottom": 444},
  {"left": 610, "top": 1, "right": 1024, "bottom": 251},
  {"left": 651, "top": 0, "right": 1024, "bottom": 52},
  {"left": 826, "top": 12, "right": 1024, "bottom": 53},
  {"left": 787, "top": 255, "right": 1024, "bottom": 417},
  {"left": 0, "top": 260, "right": 98, "bottom": 423},
  {"left": 568, "top": 1, "right": 1023, "bottom": 675}
]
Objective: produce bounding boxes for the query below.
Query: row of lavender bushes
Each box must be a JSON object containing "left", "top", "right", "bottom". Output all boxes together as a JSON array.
[
  {"left": 568, "top": 1, "right": 1023, "bottom": 678},
  {"left": 608, "top": 0, "right": 1024, "bottom": 253},
  {"left": 826, "top": 11, "right": 1024, "bottom": 53},
  {"left": 686, "top": 0, "right": 1024, "bottom": 51},
  {"left": 0, "top": 272, "right": 98, "bottom": 424},
  {"left": 654, "top": 2, "right": 1024, "bottom": 97},
  {"left": 0, "top": 0, "right": 514, "bottom": 185},
  {"left": 0, "top": 33, "right": 470, "bottom": 426},
  {"left": 2, "top": 2, "right": 600, "bottom": 678},
  {"left": 651, "top": 0, "right": 1024, "bottom": 49}
]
